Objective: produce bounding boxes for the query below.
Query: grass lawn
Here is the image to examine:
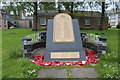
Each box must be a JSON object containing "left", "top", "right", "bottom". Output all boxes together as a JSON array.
[
  {"left": 81, "top": 29, "right": 119, "bottom": 79},
  {"left": 1, "top": 28, "right": 119, "bottom": 79},
  {"left": 0, "top": 30, "right": 2, "bottom": 79}
]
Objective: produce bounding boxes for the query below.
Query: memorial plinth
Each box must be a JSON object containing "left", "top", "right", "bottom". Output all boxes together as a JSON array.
[{"left": 44, "top": 13, "right": 86, "bottom": 61}]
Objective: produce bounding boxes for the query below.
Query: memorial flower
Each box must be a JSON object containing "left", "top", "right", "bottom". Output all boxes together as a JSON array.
[{"left": 32, "top": 50, "right": 98, "bottom": 67}]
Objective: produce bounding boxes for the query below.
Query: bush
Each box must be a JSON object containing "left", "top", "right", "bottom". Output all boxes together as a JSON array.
[
  {"left": 87, "top": 34, "right": 100, "bottom": 43},
  {"left": 116, "top": 24, "right": 120, "bottom": 29},
  {"left": 108, "top": 23, "right": 111, "bottom": 28},
  {"left": 9, "top": 48, "right": 22, "bottom": 58}
]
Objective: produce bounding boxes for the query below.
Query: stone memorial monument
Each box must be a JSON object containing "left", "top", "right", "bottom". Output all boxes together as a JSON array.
[{"left": 44, "top": 13, "right": 86, "bottom": 61}]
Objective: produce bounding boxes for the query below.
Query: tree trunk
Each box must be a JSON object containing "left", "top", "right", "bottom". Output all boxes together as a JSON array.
[
  {"left": 32, "top": 2, "right": 38, "bottom": 31},
  {"left": 58, "top": 3, "right": 61, "bottom": 13},
  {"left": 71, "top": 2, "right": 74, "bottom": 14},
  {"left": 70, "top": 2, "right": 74, "bottom": 18},
  {"left": 99, "top": 2, "right": 105, "bottom": 30}
]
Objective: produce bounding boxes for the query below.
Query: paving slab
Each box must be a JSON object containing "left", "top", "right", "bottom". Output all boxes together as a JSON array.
[
  {"left": 38, "top": 68, "right": 67, "bottom": 78},
  {"left": 70, "top": 68, "right": 98, "bottom": 78}
]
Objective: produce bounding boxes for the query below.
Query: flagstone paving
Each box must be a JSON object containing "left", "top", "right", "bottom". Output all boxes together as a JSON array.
[
  {"left": 38, "top": 68, "right": 67, "bottom": 78},
  {"left": 38, "top": 68, "right": 98, "bottom": 78},
  {"left": 70, "top": 68, "right": 98, "bottom": 78},
  {"left": 35, "top": 49, "right": 98, "bottom": 78},
  {"left": 32, "top": 48, "right": 45, "bottom": 56}
]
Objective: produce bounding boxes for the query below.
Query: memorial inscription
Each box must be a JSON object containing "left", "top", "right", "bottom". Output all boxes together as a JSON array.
[
  {"left": 51, "top": 52, "right": 80, "bottom": 59},
  {"left": 53, "top": 13, "right": 74, "bottom": 43}
]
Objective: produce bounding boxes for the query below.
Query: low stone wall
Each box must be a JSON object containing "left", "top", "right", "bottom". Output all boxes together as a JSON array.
[
  {"left": 21, "top": 32, "right": 107, "bottom": 58},
  {"left": 21, "top": 32, "right": 46, "bottom": 58},
  {"left": 81, "top": 33, "right": 108, "bottom": 57}
]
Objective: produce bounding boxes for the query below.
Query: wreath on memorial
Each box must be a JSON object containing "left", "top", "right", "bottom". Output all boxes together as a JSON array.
[{"left": 32, "top": 50, "right": 98, "bottom": 67}]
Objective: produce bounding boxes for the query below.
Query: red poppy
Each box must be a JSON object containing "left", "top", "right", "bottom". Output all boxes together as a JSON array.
[{"left": 32, "top": 50, "right": 98, "bottom": 66}]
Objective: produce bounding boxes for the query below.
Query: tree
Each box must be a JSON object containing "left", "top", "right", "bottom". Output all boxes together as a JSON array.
[
  {"left": 58, "top": 2, "right": 62, "bottom": 13},
  {"left": 32, "top": 2, "right": 56, "bottom": 31},
  {"left": 32, "top": 2, "right": 38, "bottom": 31},
  {"left": 2, "top": 2, "right": 56, "bottom": 31},
  {"left": 39, "top": 2, "right": 56, "bottom": 11},
  {"left": 57, "top": 1, "right": 81, "bottom": 17},
  {"left": 99, "top": 2, "right": 105, "bottom": 30}
]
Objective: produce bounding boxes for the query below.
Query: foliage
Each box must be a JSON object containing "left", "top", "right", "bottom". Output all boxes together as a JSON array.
[
  {"left": 87, "top": 34, "right": 100, "bottom": 43},
  {"left": 58, "top": 2, "right": 75, "bottom": 14},
  {"left": 19, "top": 58, "right": 39, "bottom": 78},
  {"left": 39, "top": 2, "right": 56, "bottom": 11},
  {"left": 2, "top": 2, "right": 57, "bottom": 31},
  {"left": 116, "top": 24, "right": 120, "bottom": 29},
  {"left": 2, "top": 1, "right": 120, "bottom": 16},
  {"left": 95, "top": 51, "right": 119, "bottom": 79},
  {"left": 2, "top": 29, "right": 45, "bottom": 78},
  {"left": 80, "top": 28, "right": 119, "bottom": 79},
  {"left": 108, "top": 23, "right": 111, "bottom": 28},
  {"left": 57, "top": 2, "right": 93, "bottom": 15},
  {"left": 25, "top": 33, "right": 39, "bottom": 43},
  {"left": 2, "top": 2, "right": 56, "bottom": 17},
  {"left": 8, "top": 48, "right": 22, "bottom": 59}
]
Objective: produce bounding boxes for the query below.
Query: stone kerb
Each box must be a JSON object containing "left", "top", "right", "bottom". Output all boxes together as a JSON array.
[
  {"left": 81, "top": 33, "right": 108, "bottom": 56},
  {"left": 21, "top": 32, "right": 46, "bottom": 58}
]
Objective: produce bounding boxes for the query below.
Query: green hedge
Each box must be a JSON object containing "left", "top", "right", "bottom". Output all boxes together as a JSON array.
[{"left": 116, "top": 24, "right": 120, "bottom": 29}]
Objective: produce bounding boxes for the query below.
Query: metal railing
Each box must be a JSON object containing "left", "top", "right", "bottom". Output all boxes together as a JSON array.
[{"left": 2, "top": 13, "right": 16, "bottom": 26}]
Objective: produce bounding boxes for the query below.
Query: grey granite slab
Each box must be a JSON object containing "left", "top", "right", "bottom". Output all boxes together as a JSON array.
[
  {"left": 70, "top": 68, "right": 98, "bottom": 78},
  {"left": 38, "top": 68, "right": 67, "bottom": 78},
  {"left": 44, "top": 19, "right": 86, "bottom": 61}
]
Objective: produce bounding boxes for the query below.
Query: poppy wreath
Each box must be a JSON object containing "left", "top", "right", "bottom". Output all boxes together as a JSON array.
[
  {"left": 33, "top": 55, "right": 44, "bottom": 61},
  {"left": 32, "top": 55, "right": 44, "bottom": 65},
  {"left": 75, "top": 61, "right": 85, "bottom": 66},
  {"left": 65, "top": 61, "right": 74, "bottom": 66},
  {"left": 51, "top": 61, "right": 64, "bottom": 66},
  {"left": 40, "top": 61, "right": 51, "bottom": 66},
  {"left": 32, "top": 50, "right": 99, "bottom": 66}
]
